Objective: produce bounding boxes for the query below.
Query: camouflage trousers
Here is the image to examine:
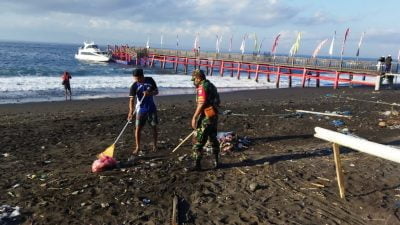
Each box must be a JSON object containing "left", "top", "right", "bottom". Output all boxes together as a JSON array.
[{"left": 192, "top": 116, "right": 219, "bottom": 161}]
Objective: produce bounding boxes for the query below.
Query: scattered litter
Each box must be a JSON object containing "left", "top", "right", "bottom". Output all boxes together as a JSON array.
[
  {"left": 249, "top": 183, "right": 258, "bottom": 192},
  {"left": 222, "top": 110, "right": 232, "bottom": 115},
  {"left": 141, "top": 198, "right": 151, "bottom": 206},
  {"left": 100, "top": 203, "right": 109, "bottom": 208},
  {"left": 235, "top": 168, "right": 246, "bottom": 175},
  {"left": 339, "top": 128, "right": 350, "bottom": 134},
  {"left": 310, "top": 183, "right": 325, "bottom": 188},
  {"left": 378, "top": 121, "right": 387, "bottom": 127},
  {"left": 0, "top": 205, "right": 22, "bottom": 224},
  {"left": 349, "top": 163, "right": 355, "bottom": 167},
  {"left": 92, "top": 155, "right": 117, "bottom": 173},
  {"left": 389, "top": 124, "right": 400, "bottom": 129},
  {"left": 331, "top": 120, "right": 345, "bottom": 127},
  {"left": 1, "top": 153, "right": 10, "bottom": 158},
  {"left": 317, "top": 177, "right": 330, "bottom": 182},
  {"left": 11, "top": 184, "right": 20, "bottom": 189},
  {"left": 178, "top": 154, "right": 187, "bottom": 161}
]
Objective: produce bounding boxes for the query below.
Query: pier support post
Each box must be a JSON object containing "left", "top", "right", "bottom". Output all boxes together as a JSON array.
[
  {"left": 230, "top": 62, "right": 234, "bottom": 77},
  {"left": 247, "top": 64, "right": 251, "bottom": 79},
  {"left": 288, "top": 69, "right": 292, "bottom": 88},
  {"left": 375, "top": 75, "right": 382, "bottom": 91},
  {"left": 316, "top": 71, "right": 320, "bottom": 87},
  {"left": 255, "top": 64, "right": 260, "bottom": 82},
  {"left": 236, "top": 62, "right": 242, "bottom": 80},
  {"left": 219, "top": 60, "right": 224, "bottom": 76},
  {"left": 301, "top": 68, "right": 307, "bottom": 88},
  {"left": 349, "top": 72, "right": 354, "bottom": 88},
  {"left": 334, "top": 71, "right": 340, "bottom": 89},
  {"left": 266, "top": 67, "right": 271, "bottom": 82},
  {"left": 184, "top": 57, "right": 188, "bottom": 75},
  {"left": 206, "top": 60, "right": 209, "bottom": 75},
  {"left": 210, "top": 60, "right": 214, "bottom": 76},
  {"left": 174, "top": 56, "right": 179, "bottom": 73},
  {"left": 150, "top": 55, "right": 155, "bottom": 67},
  {"left": 162, "top": 56, "right": 167, "bottom": 69},
  {"left": 275, "top": 67, "right": 281, "bottom": 88}
]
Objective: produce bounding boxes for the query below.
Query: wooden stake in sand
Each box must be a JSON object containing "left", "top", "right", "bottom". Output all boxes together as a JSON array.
[
  {"left": 332, "top": 143, "right": 346, "bottom": 199},
  {"left": 172, "top": 131, "right": 196, "bottom": 153},
  {"left": 171, "top": 195, "right": 178, "bottom": 225}
]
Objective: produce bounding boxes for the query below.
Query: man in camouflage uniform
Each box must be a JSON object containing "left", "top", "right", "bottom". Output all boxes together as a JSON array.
[{"left": 191, "top": 69, "right": 220, "bottom": 171}]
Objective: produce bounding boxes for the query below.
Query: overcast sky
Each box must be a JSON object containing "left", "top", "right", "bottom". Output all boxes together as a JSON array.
[{"left": 1, "top": 0, "right": 399, "bottom": 58}]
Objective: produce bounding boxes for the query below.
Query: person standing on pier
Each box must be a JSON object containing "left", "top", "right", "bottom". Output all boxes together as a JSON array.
[
  {"left": 385, "top": 55, "right": 394, "bottom": 87},
  {"left": 190, "top": 69, "right": 221, "bottom": 171},
  {"left": 61, "top": 71, "right": 72, "bottom": 100},
  {"left": 128, "top": 68, "right": 159, "bottom": 155}
]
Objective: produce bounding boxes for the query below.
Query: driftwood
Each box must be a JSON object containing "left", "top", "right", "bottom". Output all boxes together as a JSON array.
[{"left": 295, "top": 110, "right": 352, "bottom": 118}]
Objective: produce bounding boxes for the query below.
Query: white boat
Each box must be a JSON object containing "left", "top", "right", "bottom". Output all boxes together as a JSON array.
[{"left": 74, "top": 42, "right": 111, "bottom": 62}]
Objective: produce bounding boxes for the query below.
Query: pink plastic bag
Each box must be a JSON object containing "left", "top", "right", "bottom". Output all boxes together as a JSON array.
[{"left": 91, "top": 155, "right": 117, "bottom": 173}]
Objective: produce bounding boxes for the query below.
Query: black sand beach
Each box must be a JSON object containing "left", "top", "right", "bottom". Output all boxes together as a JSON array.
[{"left": 1, "top": 87, "right": 400, "bottom": 224}]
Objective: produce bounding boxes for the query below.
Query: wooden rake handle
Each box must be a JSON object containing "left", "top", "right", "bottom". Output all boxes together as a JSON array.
[{"left": 172, "top": 131, "right": 196, "bottom": 153}]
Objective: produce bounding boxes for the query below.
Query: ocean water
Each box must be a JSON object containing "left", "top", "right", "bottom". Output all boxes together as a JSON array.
[{"left": 0, "top": 41, "right": 377, "bottom": 104}]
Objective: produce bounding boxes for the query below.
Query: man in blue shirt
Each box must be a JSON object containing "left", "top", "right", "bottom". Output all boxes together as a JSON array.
[{"left": 128, "top": 68, "right": 159, "bottom": 155}]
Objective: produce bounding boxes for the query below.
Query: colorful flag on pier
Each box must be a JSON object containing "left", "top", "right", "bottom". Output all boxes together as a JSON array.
[
  {"left": 271, "top": 33, "right": 281, "bottom": 56},
  {"left": 289, "top": 32, "right": 302, "bottom": 57},
  {"left": 253, "top": 33, "right": 259, "bottom": 53},
  {"left": 240, "top": 34, "right": 247, "bottom": 54},
  {"left": 160, "top": 33, "right": 163, "bottom": 48},
  {"left": 194, "top": 33, "right": 199, "bottom": 50},
  {"left": 356, "top": 32, "right": 365, "bottom": 57},
  {"left": 398, "top": 49, "right": 400, "bottom": 62},
  {"left": 146, "top": 36, "right": 150, "bottom": 49},
  {"left": 312, "top": 39, "right": 329, "bottom": 58},
  {"left": 328, "top": 31, "right": 336, "bottom": 56},
  {"left": 340, "top": 28, "right": 350, "bottom": 58},
  {"left": 229, "top": 35, "right": 233, "bottom": 52},
  {"left": 216, "top": 35, "right": 222, "bottom": 53},
  {"left": 258, "top": 38, "right": 265, "bottom": 54},
  {"left": 176, "top": 34, "right": 179, "bottom": 48}
]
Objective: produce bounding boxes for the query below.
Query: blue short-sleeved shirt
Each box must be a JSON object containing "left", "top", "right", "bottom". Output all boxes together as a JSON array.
[{"left": 129, "top": 77, "right": 158, "bottom": 114}]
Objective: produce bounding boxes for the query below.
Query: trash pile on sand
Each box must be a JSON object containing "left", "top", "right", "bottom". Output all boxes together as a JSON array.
[
  {"left": 0, "top": 205, "right": 22, "bottom": 225},
  {"left": 208, "top": 131, "right": 251, "bottom": 154}
]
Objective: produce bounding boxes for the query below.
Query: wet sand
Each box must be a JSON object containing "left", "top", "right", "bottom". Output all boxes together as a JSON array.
[{"left": 1, "top": 87, "right": 400, "bottom": 225}]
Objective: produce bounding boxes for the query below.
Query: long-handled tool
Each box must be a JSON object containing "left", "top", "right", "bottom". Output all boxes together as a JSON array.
[
  {"left": 97, "top": 96, "right": 145, "bottom": 158},
  {"left": 172, "top": 130, "right": 196, "bottom": 153}
]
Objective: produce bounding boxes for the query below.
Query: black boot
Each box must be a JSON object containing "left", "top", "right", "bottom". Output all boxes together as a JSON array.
[
  {"left": 189, "top": 158, "right": 201, "bottom": 172},
  {"left": 213, "top": 154, "right": 220, "bottom": 169}
]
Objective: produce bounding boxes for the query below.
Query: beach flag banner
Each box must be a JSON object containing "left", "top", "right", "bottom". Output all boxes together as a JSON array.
[
  {"left": 398, "top": 49, "right": 400, "bottom": 62},
  {"left": 160, "top": 33, "right": 163, "bottom": 48},
  {"left": 312, "top": 39, "right": 329, "bottom": 58},
  {"left": 253, "top": 33, "right": 259, "bottom": 53},
  {"left": 176, "top": 34, "right": 179, "bottom": 48},
  {"left": 146, "top": 36, "right": 150, "bottom": 49},
  {"left": 194, "top": 33, "right": 199, "bottom": 50},
  {"left": 229, "top": 35, "right": 233, "bottom": 52},
  {"left": 240, "top": 34, "right": 247, "bottom": 54},
  {"left": 289, "top": 32, "right": 302, "bottom": 57},
  {"left": 340, "top": 28, "right": 350, "bottom": 58},
  {"left": 271, "top": 33, "right": 281, "bottom": 56},
  {"left": 356, "top": 32, "right": 365, "bottom": 57},
  {"left": 329, "top": 31, "right": 336, "bottom": 56},
  {"left": 216, "top": 35, "right": 222, "bottom": 53},
  {"left": 258, "top": 38, "right": 265, "bottom": 54}
]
